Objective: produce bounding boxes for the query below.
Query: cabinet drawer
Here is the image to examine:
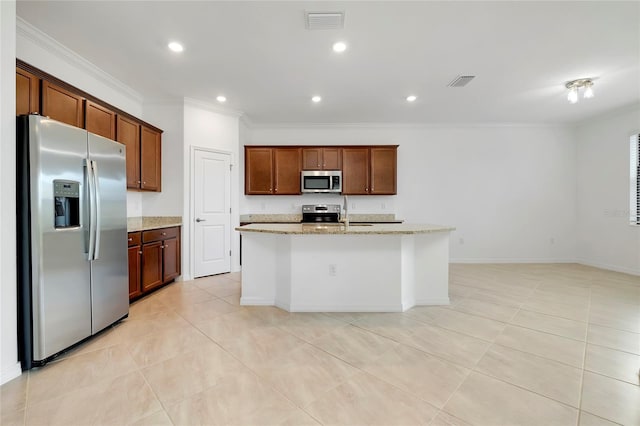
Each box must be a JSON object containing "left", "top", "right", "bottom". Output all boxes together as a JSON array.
[
  {"left": 142, "top": 226, "right": 179, "bottom": 243},
  {"left": 128, "top": 232, "right": 141, "bottom": 246}
]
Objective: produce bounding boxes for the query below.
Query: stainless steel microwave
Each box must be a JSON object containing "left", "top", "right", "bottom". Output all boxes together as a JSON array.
[{"left": 301, "top": 170, "right": 342, "bottom": 193}]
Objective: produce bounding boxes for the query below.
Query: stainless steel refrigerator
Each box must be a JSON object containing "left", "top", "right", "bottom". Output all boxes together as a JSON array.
[{"left": 17, "top": 115, "right": 128, "bottom": 370}]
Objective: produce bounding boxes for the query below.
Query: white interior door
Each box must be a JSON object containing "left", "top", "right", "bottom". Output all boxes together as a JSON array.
[{"left": 193, "top": 148, "right": 231, "bottom": 278}]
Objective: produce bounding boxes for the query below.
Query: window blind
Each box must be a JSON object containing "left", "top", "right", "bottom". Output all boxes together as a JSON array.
[{"left": 632, "top": 134, "right": 640, "bottom": 225}]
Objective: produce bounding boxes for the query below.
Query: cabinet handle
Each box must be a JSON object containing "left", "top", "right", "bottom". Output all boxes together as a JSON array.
[
  {"left": 137, "top": 180, "right": 141, "bottom": 184},
  {"left": 162, "top": 232, "right": 166, "bottom": 236},
  {"left": 128, "top": 237, "right": 133, "bottom": 242},
  {"left": 161, "top": 245, "right": 164, "bottom": 249},
  {"left": 138, "top": 251, "right": 142, "bottom": 255},
  {"left": 275, "top": 188, "right": 278, "bottom": 192}
]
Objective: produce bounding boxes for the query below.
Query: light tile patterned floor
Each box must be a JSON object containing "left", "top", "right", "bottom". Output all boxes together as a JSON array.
[{"left": 1, "top": 264, "right": 639, "bottom": 425}]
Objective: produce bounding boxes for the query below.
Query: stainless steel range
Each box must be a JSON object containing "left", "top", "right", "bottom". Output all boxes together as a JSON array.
[{"left": 301, "top": 204, "right": 341, "bottom": 223}]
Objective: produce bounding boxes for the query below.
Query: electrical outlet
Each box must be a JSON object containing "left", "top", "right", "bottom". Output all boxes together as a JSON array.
[
  {"left": 351, "top": 203, "right": 357, "bottom": 210},
  {"left": 381, "top": 203, "right": 386, "bottom": 210},
  {"left": 549, "top": 237, "right": 555, "bottom": 245},
  {"left": 328, "top": 264, "right": 337, "bottom": 276},
  {"left": 459, "top": 238, "right": 465, "bottom": 245}
]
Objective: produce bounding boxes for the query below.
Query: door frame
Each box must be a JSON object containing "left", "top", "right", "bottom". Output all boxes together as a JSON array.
[{"left": 189, "top": 146, "right": 234, "bottom": 279}]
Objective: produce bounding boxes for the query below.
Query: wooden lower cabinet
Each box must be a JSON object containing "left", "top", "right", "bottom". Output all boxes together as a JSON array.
[
  {"left": 128, "top": 226, "right": 181, "bottom": 301},
  {"left": 141, "top": 241, "right": 163, "bottom": 292},
  {"left": 162, "top": 237, "right": 180, "bottom": 282},
  {"left": 127, "top": 246, "right": 142, "bottom": 299}
]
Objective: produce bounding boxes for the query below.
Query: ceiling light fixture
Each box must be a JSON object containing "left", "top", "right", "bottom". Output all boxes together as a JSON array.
[
  {"left": 216, "top": 95, "right": 227, "bottom": 103},
  {"left": 565, "top": 78, "right": 595, "bottom": 104},
  {"left": 406, "top": 95, "right": 417, "bottom": 102},
  {"left": 332, "top": 42, "right": 347, "bottom": 53},
  {"left": 167, "top": 42, "right": 184, "bottom": 52},
  {"left": 311, "top": 96, "right": 322, "bottom": 103}
]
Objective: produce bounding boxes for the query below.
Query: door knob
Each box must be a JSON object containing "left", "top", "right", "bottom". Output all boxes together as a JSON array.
[{"left": 196, "top": 218, "right": 206, "bottom": 222}]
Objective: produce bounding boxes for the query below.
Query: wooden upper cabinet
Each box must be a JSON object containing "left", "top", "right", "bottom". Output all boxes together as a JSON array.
[
  {"left": 117, "top": 115, "right": 141, "bottom": 189},
  {"left": 370, "top": 147, "right": 397, "bottom": 195},
  {"left": 322, "top": 148, "right": 342, "bottom": 170},
  {"left": 245, "top": 147, "right": 274, "bottom": 194},
  {"left": 302, "top": 147, "right": 342, "bottom": 170},
  {"left": 342, "top": 148, "right": 370, "bottom": 195},
  {"left": 16, "top": 68, "right": 40, "bottom": 115},
  {"left": 273, "top": 148, "right": 301, "bottom": 195},
  {"left": 85, "top": 101, "right": 116, "bottom": 139},
  {"left": 41, "top": 80, "right": 84, "bottom": 127},
  {"left": 302, "top": 148, "right": 322, "bottom": 170},
  {"left": 140, "top": 126, "right": 161, "bottom": 191}
]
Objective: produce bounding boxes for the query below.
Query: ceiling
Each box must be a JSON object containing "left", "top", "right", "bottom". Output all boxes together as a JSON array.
[{"left": 16, "top": 1, "right": 640, "bottom": 125}]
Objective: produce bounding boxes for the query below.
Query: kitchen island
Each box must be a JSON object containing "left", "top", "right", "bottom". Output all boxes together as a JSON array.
[{"left": 236, "top": 223, "right": 455, "bottom": 312}]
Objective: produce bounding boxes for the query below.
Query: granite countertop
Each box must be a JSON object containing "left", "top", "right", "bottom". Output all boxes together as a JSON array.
[
  {"left": 127, "top": 216, "right": 182, "bottom": 232},
  {"left": 236, "top": 223, "right": 454, "bottom": 235},
  {"left": 239, "top": 213, "right": 403, "bottom": 223}
]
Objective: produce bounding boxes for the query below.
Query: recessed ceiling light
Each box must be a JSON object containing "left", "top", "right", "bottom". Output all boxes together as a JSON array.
[
  {"left": 406, "top": 95, "right": 417, "bottom": 102},
  {"left": 311, "top": 96, "right": 322, "bottom": 103},
  {"left": 168, "top": 42, "right": 184, "bottom": 52},
  {"left": 216, "top": 95, "right": 227, "bottom": 103},
  {"left": 332, "top": 42, "right": 347, "bottom": 53}
]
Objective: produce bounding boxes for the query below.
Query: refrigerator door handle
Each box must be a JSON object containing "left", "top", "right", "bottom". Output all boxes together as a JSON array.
[
  {"left": 92, "top": 160, "right": 101, "bottom": 260},
  {"left": 86, "top": 159, "right": 97, "bottom": 261}
]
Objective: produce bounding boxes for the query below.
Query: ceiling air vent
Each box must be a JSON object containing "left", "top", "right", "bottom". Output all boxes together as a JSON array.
[
  {"left": 305, "top": 12, "right": 345, "bottom": 30},
  {"left": 447, "top": 75, "right": 476, "bottom": 87}
]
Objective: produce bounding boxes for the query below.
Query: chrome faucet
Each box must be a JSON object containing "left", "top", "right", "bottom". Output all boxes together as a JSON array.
[{"left": 342, "top": 195, "right": 349, "bottom": 226}]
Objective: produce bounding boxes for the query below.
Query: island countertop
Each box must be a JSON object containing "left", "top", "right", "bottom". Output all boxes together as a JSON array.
[{"left": 235, "top": 223, "right": 455, "bottom": 235}]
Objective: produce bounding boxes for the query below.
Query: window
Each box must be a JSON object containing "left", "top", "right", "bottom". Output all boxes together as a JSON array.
[{"left": 631, "top": 134, "right": 639, "bottom": 225}]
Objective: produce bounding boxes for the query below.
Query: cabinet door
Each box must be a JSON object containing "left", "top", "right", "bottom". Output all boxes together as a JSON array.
[
  {"left": 16, "top": 68, "right": 40, "bottom": 115},
  {"left": 342, "top": 148, "right": 370, "bottom": 195},
  {"left": 85, "top": 101, "right": 116, "bottom": 140},
  {"left": 41, "top": 80, "right": 84, "bottom": 127},
  {"left": 141, "top": 241, "right": 163, "bottom": 292},
  {"left": 116, "top": 116, "right": 141, "bottom": 189},
  {"left": 273, "top": 148, "right": 301, "bottom": 195},
  {"left": 245, "top": 147, "right": 274, "bottom": 194},
  {"left": 162, "top": 237, "right": 180, "bottom": 283},
  {"left": 322, "top": 148, "right": 342, "bottom": 170},
  {"left": 140, "top": 126, "right": 161, "bottom": 191},
  {"left": 128, "top": 245, "right": 142, "bottom": 299},
  {"left": 370, "top": 147, "right": 397, "bottom": 195},
  {"left": 302, "top": 148, "right": 322, "bottom": 170}
]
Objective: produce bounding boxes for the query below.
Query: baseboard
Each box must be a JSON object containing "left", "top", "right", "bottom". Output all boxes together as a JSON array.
[
  {"left": 415, "top": 297, "right": 451, "bottom": 306},
  {"left": 450, "top": 258, "right": 577, "bottom": 264},
  {"left": 240, "top": 296, "right": 275, "bottom": 306},
  {"left": 1, "top": 362, "right": 22, "bottom": 385},
  {"left": 284, "top": 304, "right": 406, "bottom": 312},
  {"left": 576, "top": 259, "right": 640, "bottom": 277}
]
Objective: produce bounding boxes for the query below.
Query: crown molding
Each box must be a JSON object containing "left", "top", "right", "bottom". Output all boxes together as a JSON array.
[
  {"left": 16, "top": 17, "right": 144, "bottom": 105},
  {"left": 184, "top": 97, "right": 244, "bottom": 118},
  {"left": 247, "top": 121, "right": 572, "bottom": 130}
]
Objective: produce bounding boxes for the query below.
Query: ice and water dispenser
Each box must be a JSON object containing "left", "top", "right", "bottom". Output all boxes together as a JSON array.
[{"left": 53, "top": 180, "right": 80, "bottom": 229}]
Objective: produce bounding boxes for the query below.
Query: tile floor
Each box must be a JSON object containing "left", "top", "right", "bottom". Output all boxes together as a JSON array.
[{"left": 1, "top": 264, "right": 639, "bottom": 425}]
